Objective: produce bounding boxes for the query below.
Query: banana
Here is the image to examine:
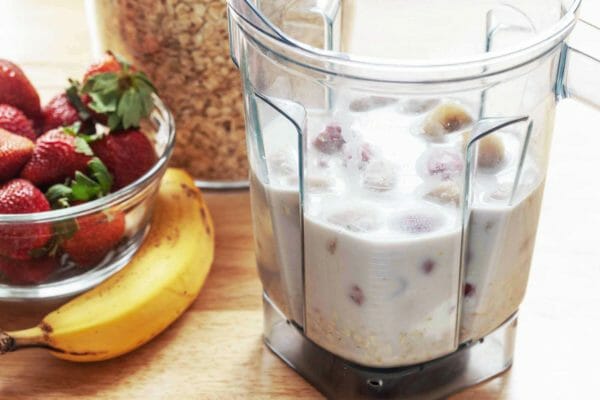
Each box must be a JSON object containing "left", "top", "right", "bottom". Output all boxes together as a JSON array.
[{"left": 0, "top": 168, "right": 214, "bottom": 362}]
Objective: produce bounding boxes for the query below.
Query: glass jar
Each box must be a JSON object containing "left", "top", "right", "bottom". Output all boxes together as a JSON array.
[{"left": 87, "top": 0, "right": 248, "bottom": 188}]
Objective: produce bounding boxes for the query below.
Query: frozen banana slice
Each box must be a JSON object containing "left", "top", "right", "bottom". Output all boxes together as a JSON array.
[
  {"left": 422, "top": 102, "right": 473, "bottom": 139},
  {"left": 477, "top": 135, "right": 506, "bottom": 169},
  {"left": 400, "top": 98, "right": 439, "bottom": 114},
  {"left": 425, "top": 181, "right": 461, "bottom": 206},
  {"left": 362, "top": 160, "right": 397, "bottom": 192},
  {"left": 349, "top": 96, "right": 397, "bottom": 112},
  {"left": 328, "top": 208, "right": 382, "bottom": 233}
]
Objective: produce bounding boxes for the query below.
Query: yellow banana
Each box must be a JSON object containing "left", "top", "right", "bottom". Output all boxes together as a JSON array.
[{"left": 0, "top": 168, "right": 214, "bottom": 362}]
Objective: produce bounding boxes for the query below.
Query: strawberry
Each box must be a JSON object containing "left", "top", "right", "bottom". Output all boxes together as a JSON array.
[
  {"left": 46, "top": 157, "right": 113, "bottom": 209},
  {"left": 0, "top": 179, "right": 52, "bottom": 260},
  {"left": 91, "top": 130, "right": 157, "bottom": 190},
  {"left": 82, "top": 53, "right": 155, "bottom": 131},
  {"left": 0, "top": 129, "right": 34, "bottom": 182},
  {"left": 61, "top": 212, "right": 125, "bottom": 266},
  {"left": 0, "top": 256, "right": 58, "bottom": 285},
  {"left": 42, "top": 93, "right": 80, "bottom": 132},
  {"left": 0, "top": 104, "right": 36, "bottom": 140},
  {"left": 0, "top": 60, "right": 42, "bottom": 123},
  {"left": 20, "top": 128, "right": 92, "bottom": 187},
  {"left": 83, "top": 52, "right": 122, "bottom": 83}
]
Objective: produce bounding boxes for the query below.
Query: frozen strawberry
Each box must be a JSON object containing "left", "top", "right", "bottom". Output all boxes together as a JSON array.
[
  {"left": 464, "top": 283, "right": 476, "bottom": 297},
  {"left": 349, "top": 285, "right": 365, "bottom": 306},
  {"left": 422, "top": 259, "right": 436, "bottom": 274},
  {"left": 394, "top": 211, "right": 443, "bottom": 234},
  {"left": 0, "top": 179, "right": 52, "bottom": 260},
  {"left": 83, "top": 52, "right": 122, "bottom": 82},
  {"left": 0, "top": 256, "right": 58, "bottom": 285},
  {"left": 20, "top": 128, "right": 92, "bottom": 187},
  {"left": 0, "top": 129, "right": 34, "bottom": 182},
  {"left": 313, "top": 124, "right": 345, "bottom": 154},
  {"left": 0, "top": 104, "right": 36, "bottom": 140},
  {"left": 91, "top": 130, "right": 157, "bottom": 190},
  {"left": 0, "top": 60, "right": 42, "bottom": 123},
  {"left": 42, "top": 93, "right": 80, "bottom": 132},
  {"left": 61, "top": 212, "right": 125, "bottom": 266},
  {"left": 426, "top": 149, "right": 464, "bottom": 180}
]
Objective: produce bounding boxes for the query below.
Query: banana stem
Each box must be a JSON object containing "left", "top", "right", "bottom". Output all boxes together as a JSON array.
[
  {"left": 0, "top": 331, "right": 16, "bottom": 354},
  {"left": 0, "top": 328, "right": 46, "bottom": 354}
]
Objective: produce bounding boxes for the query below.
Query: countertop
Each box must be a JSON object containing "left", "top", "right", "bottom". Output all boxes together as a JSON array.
[{"left": 0, "top": 1, "right": 599, "bottom": 399}]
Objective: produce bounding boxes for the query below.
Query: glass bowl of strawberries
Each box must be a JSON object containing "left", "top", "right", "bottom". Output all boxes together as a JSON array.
[{"left": 0, "top": 53, "right": 175, "bottom": 299}]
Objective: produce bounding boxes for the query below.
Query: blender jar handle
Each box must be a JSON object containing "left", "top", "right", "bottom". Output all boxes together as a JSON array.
[{"left": 558, "top": 19, "right": 600, "bottom": 109}]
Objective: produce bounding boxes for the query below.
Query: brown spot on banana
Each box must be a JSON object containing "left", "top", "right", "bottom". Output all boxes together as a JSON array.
[
  {"left": 39, "top": 322, "right": 53, "bottom": 343},
  {"left": 40, "top": 321, "right": 53, "bottom": 334},
  {"left": 48, "top": 347, "right": 106, "bottom": 357},
  {"left": 180, "top": 183, "right": 200, "bottom": 199}
]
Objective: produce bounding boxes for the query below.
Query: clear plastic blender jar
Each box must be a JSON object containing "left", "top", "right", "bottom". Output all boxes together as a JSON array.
[{"left": 227, "top": 0, "right": 600, "bottom": 398}]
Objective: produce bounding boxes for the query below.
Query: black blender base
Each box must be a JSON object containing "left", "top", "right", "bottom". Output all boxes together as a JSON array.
[{"left": 263, "top": 294, "right": 517, "bottom": 400}]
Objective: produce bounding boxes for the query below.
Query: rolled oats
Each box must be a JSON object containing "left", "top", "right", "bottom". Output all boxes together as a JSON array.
[{"left": 90, "top": 0, "right": 247, "bottom": 183}]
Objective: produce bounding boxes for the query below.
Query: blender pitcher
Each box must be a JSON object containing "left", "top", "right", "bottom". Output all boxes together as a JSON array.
[{"left": 227, "top": 0, "right": 599, "bottom": 398}]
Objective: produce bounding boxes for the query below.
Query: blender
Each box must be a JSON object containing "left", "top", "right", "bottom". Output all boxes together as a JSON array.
[{"left": 227, "top": 0, "right": 600, "bottom": 398}]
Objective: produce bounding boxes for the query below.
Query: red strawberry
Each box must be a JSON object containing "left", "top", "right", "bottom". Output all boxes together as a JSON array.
[
  {"left": 0, "top": 256, "right": 58, "bottom": 285},
  {"left": 0, "top": 104, "right": 36, "bottom": 140},
  {"left": 20, "top": 128, "right": 92, "bottom": 187},
  {"left": 0, "top": 129, "right": 34, "bottom": 182},
  {"left": 91, "top": 130, "right": 157, "bottom": 190},
  {"left": 0, "top": 60, "right": 42, "bottom": 123},
  {"left": 83, "top": 52, "right": 122, "bottom": 82},
  {"left": 0, "top": 179, "right": 52, "bottom": 260},
  {"left": 42, "top": 93, "right": 80, "bottom": 132},
  {"left": 61, "top": 212, "right": 125, "bottom": 266}
]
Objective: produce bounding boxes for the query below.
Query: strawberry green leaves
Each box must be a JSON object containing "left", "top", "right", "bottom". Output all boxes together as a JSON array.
[
  {"left": 66, "top": 80, "right": 92, "bottom": 121},
  {"left": 74, "top": 138, "right": 94, "bottom": 156},
  {"left": 88, "top": 157, "right": 113, "bottom": 194},
  {"left": 62, "top": 122, "right": 107, "bottom": 154},
  {"left": 82, "top": 64, "right": 157, "bottom": 131},
  {"left": 45, "top": 157, "right": 113, "bottom": 209}
]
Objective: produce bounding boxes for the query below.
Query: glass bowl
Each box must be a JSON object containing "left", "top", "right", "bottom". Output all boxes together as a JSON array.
[{"left": 0, "top": 95, "right": 175, "bottom": 300}]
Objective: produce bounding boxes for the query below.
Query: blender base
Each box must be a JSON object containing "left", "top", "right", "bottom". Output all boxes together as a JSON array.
[{"left": 263, "top": 294, "right": 517, "bottom": 399}]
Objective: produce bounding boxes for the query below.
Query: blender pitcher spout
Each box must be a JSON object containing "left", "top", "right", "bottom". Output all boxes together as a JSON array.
[{"left": 557, "top": 19, "right": 600, "bottom": 110}]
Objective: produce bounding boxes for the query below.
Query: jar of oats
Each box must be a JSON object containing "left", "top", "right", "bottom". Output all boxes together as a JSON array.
[{"left": 87, "top": 0, "right": 248, "bottom": 188}]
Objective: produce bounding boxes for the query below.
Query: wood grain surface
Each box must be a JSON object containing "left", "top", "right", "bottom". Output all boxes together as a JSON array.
[{"left": 0, "top": 1, "right": 599, "bottom": 399}]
